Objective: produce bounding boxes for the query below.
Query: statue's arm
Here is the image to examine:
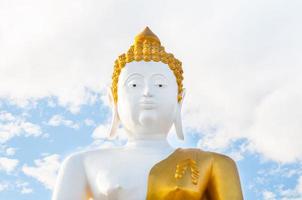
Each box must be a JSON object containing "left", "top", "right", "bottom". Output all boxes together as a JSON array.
[
  {"left": 52, "top": 153, "right": 92, "bottom": 200},
  {"left": 206, "top": 154, "right": 244, "bottom": 200}
]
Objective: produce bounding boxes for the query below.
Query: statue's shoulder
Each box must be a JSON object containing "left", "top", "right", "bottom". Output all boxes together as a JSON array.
[
  {"left": 203, "top": 151, "right": 237, "bottom": 170},
  {"left": 176, "top": 148, "right": 236, "bottom": 165},
  {"left": 208, "top": 151, "right": 236, "bottom": 165},
  {"left": 61, "top": 147, "right": 124, "bottom": 167},
  {"left": 58, "top": 151, "right": 86, "bottom": 174}
]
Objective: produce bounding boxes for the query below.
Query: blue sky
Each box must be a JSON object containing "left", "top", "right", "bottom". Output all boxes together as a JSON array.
[{"left": 1, "top": 0, "right": 302, "bottom": 199}]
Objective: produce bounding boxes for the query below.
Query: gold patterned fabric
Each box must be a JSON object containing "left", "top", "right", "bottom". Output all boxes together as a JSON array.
[{"left": 146, "top": 148, "right": 243, "bottom": 200}]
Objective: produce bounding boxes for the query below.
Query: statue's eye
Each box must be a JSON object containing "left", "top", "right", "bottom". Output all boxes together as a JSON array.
[{"left": 156, "top": 84, "right": 165, "bottom": 88}]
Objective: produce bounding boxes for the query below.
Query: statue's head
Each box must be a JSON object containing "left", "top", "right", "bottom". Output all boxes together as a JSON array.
[{"left": 108, "top": 27, "right": 185, "bottom": 140}]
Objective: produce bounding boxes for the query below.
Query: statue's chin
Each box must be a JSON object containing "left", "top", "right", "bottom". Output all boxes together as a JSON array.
[{"left": 138, "top": 112, "right": 157, "bottom": 127}]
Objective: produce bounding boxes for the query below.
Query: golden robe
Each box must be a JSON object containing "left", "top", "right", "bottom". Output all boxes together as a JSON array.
[{"left": 146, "top": 148, "right": 243, "bottom": 200}]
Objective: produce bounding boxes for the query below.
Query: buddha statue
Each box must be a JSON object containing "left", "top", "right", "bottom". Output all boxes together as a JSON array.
[{"left": 52, "top": 27, "right": 243, "bottom": 200}]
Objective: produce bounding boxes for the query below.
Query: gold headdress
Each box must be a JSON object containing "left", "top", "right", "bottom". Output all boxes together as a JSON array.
[{"left": 111, "top": 27, "right": 184, "bottom": 103}]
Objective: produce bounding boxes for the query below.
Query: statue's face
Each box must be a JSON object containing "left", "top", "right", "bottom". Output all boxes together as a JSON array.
[{"left": 117, "top": 61, "right": 178, "bottom": 138}]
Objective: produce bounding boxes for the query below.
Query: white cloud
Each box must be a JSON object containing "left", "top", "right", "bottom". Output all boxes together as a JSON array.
[
  {"left": 0, "top": 122, "right": 22, "bottom": 143},
  {"left": 92, "top": 123, "right": 128, "bottom": 140},
  {"left": 0, "top": 112, "right": 42, "bottom": 144},
  {"left": 279, "top": 184, "right": 302, "bottom": 200},
  {"left": 0, "top": 0, "right": 301, "bottom": 163},
  {"left": 20, "top": 187, "right": 33, "bottom": 194},
  {"left": 84, "top": 118, "right": 96, "bottom": 127},
  {"left": 259, "top": 176, "right": 302, "bottom": 200},
  {"left": 0, "top": 157, "right": 19, "bottom": 173},
  {"left": 91, "top": 124, "right": 110, "bottom": 139},
  {"left": 47, "top": 114, "right": 79, "bottom": 129},
  {"left": 0, "top": 180, "right": 34, "bottom": 194},
  {"left": 295, "top": 176, "right": 302, "bottom": 198},
  {"left": 0, "top": 181, "right": 10, "bottom": 192},
  {"left": 244, "top": 81, "right": 302, "bottom": 162},
  {"left": 47, "top": 99, "right": 56, "bottom": 108},
  {"left": 89, "top": 123, "right": 128, "bottom": 150},
  {"left": 263, "top": 190, "right": 276, "bottom": 200},
  {"left": 21, "top": 121, "right": 42, "bottom": 137},
  {"left": 0, "top": 180, "right": 34, "bottom": 195},
  {"left": 5, "top": 147, "right": 17, "bottom": 156},
  {"left": 16, "top": 181, "right": 33, "bottom": 194},
  {"left": 0, "top": 111, "right": 15, "bottom": 121},
  {"left": 259, "top": 165, "right": 302, "bottom": 179},
  {"left": 286, "top": 176, "right": 302, "bottom": 200},
  {"left": 22, "top": 154, "right": 61, "bottom": 190}
]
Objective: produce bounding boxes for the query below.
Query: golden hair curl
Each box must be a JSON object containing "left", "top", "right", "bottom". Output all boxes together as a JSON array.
[{"left": 111, "top": 27, "right": 184, "bottom": 103}]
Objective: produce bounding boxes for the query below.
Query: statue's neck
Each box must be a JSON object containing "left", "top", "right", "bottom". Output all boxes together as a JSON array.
[{"left": 125, "top": 138, "right": 173, "bottom": 154}]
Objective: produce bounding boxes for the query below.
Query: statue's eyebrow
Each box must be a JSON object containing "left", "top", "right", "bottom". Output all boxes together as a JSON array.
[
  {"left": 151, "top": 73, "right": 168, "bottom": 81},
  {"left": 123, "top": 73, "right": 144, "bottom": 85}
]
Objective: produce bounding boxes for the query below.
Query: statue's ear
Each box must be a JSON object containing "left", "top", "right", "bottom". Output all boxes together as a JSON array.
[
  {"left": 179, "top": 88, "right": 186, "bottom": 108},
  {"left": 174, "top": 89, "right": 186, "bottom": 140},
  {"left": 107, "top": 86, "right": 115, "bottom": 106},
  {"left": 107, "top": 87, "right": 120, "bottom": 139}
]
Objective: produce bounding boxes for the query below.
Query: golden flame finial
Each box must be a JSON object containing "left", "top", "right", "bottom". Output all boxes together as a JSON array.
[{"left": 135, "top": 26, "right": 161, "bottom": 44}]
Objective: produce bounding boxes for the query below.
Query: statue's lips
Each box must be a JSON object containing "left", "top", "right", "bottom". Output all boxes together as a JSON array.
[{"left": 139, "top": 101, "right": 157, "bottom": 109}]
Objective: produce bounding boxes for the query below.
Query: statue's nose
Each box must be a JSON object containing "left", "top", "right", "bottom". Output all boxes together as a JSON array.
[{"left": 143, "top": 85, "right": 153, "bottom": 97}]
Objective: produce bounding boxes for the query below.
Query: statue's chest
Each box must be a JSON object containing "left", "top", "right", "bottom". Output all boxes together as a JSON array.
[
  {"left": 96, "top": 159, "right": 151, "bottom": 188},
  {"left": 86, "top": 153, "right": 167, "bottom": 200}
]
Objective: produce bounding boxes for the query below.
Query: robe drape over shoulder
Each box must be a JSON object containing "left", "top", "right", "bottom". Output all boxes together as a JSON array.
[{"left": 146, "top": 148, "right": 243, "bottom": 200}]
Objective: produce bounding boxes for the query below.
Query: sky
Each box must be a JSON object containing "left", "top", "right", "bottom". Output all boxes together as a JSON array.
[{"left": 0, "top": 0, "right": 302, "bottom": 199}]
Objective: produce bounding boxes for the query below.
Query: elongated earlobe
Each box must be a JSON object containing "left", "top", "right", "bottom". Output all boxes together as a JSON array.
[
  {"left": 107, "top": 87, "right": 120, "bottom": 139},
  {"left": 108, "top": 105, "right": 120, "bottom": 139},
  {"left": 174, "top": 89, "right": 186, "bottom": 140}
]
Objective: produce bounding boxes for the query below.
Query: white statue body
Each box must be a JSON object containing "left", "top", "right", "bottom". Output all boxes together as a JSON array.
[{"left": 52, "top": 61, "right": 185, "bottom": 200}]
